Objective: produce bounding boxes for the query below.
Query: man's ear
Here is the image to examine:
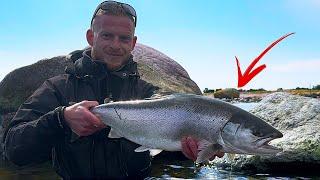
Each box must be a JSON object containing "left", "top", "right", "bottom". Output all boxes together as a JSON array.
[
  {"left": 131, "top": 36, "right": 137, "bottom": 50},
  {"left": 86, "top": 29, "right": 94, "bottom": 46}
]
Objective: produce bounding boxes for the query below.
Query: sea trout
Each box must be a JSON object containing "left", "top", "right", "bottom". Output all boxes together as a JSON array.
[{"left": 91, "top": 93, "right": 283, "bottom": 163}]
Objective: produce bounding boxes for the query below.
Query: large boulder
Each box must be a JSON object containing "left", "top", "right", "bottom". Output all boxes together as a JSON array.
[
  {"left": 133, "top": 44, "right": 200, "bottom": 95},
  {"left": 215, "top": 92, "right": 320, "bottom": 174},
  {"left": 0, "top": 43, "right": 201, "bottom": 116},
  {"left": 0, "top": 56, "right": 70, "bottom": 114}
]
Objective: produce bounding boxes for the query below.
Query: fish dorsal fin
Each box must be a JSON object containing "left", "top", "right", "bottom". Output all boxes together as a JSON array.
[
  {"left": 196, "top": 140, "right": 223, "bottom": 163},
  {"left": 107, "top": 128, "right": 123, "bottom": 139},
  {"left": 134, "top": 146, "right": 163, "bottom": 156}
]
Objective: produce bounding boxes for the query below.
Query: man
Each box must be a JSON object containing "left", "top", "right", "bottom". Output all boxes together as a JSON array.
[{"left": 4, "top": 1, "right": 223, "bottom": 179}]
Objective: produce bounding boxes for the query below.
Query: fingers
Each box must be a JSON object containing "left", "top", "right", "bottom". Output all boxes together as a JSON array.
[
  {"left": 79, "top": 100, "right": 99, "bottom": 109},
  {"left": 181, "top": 136, "right": 225, "bottom": 162},
  {"left": 87, "top": 117, "right": 106, "bottom": 131},
  {"left": 79, "top": 101, "right": 105, "bottom": 128},
  {"left": 63, "top": 100, "right": 106, "bottom": 136},
  {"left": 181, "top": 136, "right": 199, "bottom": 161},
  {"left": 187, "top": 137, "right": 198, "bottom": 159},
  {"left": 181, "top": 137, "right": 196, "bottom": 161},
  {"left": 85, "top": 109, "right": 104, "bottom": 127}
]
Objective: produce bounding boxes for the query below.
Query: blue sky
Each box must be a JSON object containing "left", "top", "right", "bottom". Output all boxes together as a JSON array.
[{"left": 1, "top": 0, "right": 319, "bottom": 90}]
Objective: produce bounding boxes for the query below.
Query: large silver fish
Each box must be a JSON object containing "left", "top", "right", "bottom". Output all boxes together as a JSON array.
[{"left": 91, "top": 93, "right": 283, "bottom": 163}]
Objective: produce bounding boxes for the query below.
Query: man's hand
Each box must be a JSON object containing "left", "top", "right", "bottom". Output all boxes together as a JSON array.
[
  {"left": 181, "top": 136, "right": 224, "bottom": 162},
  {"left": 64, "top": 100, "right": 106, "bottom": 136}
]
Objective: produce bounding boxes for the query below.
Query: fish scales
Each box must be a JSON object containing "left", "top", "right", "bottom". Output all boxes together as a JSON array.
[
  {"left": 91, "top": 93, "right": 283, "bottom": 163},
  {"left": 93, "top": 94, "right": 233, "bottom": 149}
]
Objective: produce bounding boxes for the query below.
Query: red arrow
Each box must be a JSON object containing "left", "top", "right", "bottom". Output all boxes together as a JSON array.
[{"left": 236, "top": 32, "right": 295, "bottom": 88}]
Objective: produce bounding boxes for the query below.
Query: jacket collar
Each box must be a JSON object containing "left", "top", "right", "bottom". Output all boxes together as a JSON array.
[{"left": 66, "top": 49, "right": 139, "bottom": 80}]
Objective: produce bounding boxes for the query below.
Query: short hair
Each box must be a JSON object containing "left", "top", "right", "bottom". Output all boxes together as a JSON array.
[{"left": 91, "top": 3, "right": 135, "bottom": 30}]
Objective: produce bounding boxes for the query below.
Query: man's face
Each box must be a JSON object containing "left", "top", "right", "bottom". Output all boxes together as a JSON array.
[{"left": 87, "top": 15, "right": 137, "bottom": 71}]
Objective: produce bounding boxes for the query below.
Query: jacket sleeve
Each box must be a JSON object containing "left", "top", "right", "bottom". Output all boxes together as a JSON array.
[{"left": 4, "top": 77, "right": 68, "bottom": 166}]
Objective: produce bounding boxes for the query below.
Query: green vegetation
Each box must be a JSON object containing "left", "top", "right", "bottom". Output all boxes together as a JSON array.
[
  {"left": 286, "top": 85, "right": 320, "bottom": 97},
  {"left": 295, "top": 87, "right": 309, "bottom": 90},
  {"left": 287, "top": 89, "right": 320, "bottom": 97},
  {"left": 247, "top": 88, "right": 267, "bottom": 92},
  {"left": 312, "top": 84, "right": 320, "bottom": 90},
  {"left": 203, "top": 88, "right": 214, "bottom": 93},
  {"left": 213, "top": 88, "right": 240, "bottom": 99}
]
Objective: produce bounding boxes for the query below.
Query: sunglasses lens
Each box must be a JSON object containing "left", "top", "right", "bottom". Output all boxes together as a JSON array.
[
  {"left": 121, "top": 4, "right": 136, "bottom": 17},
  {"left": 94, "top": 1, "right": 137, "bottom": 26},
  {"left": 121, "top": 4, "right": 137, "bottom": 26}
]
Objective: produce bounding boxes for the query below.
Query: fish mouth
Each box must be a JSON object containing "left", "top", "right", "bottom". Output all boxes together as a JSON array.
[{"left": 256, "top": 137, "right": 282, "bottom": 153}]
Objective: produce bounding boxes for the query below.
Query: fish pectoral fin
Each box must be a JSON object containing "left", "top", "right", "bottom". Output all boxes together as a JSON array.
[
  {"left": 196, "top": 141, "right": 223, "bottom": 164},
  {"left": 149, "top": 149, "right": 163, "bottom": 156},
  {"left": 134, "top": 146, "right": 151, "bottom": 152},
  {"left": 107, "top": 128, "right": 123, "bottom": 139},
  {"left": 134, "top": 146, "right": 163, "bottom": 156},
  {"left": 134, "top": 146, "right": 162, "bottom": 156}
]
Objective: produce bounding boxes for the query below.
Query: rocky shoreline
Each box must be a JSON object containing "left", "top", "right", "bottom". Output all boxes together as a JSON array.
[
  {"left": 214, "top": 92, "right": 320, "bottom": 175},
  {"left": 207, "top": 91, "right": 320, "bottom": 104},
  {"left": 205, "top": 92, "right": 265, "bottom": 103}
]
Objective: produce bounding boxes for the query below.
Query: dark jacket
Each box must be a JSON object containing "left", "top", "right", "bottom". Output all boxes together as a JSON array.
[{"left": 4, "top": 50, "right": 159, "bottom": 179}]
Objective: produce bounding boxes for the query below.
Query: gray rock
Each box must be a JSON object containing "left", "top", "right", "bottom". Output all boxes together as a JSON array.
[
  {"left": 0, "top": 56, "right": 70, "bottom": 114},
  {"left": 133, "top": 44, "right": 201, "bottom": 95},
  {"left": 215, "top": 92, "right": 320, "bottom": 174}
]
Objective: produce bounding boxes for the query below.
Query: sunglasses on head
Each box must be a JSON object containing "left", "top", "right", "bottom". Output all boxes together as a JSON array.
[{"left": 91, "top": 1, "right": 137, "bottom": 27}]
